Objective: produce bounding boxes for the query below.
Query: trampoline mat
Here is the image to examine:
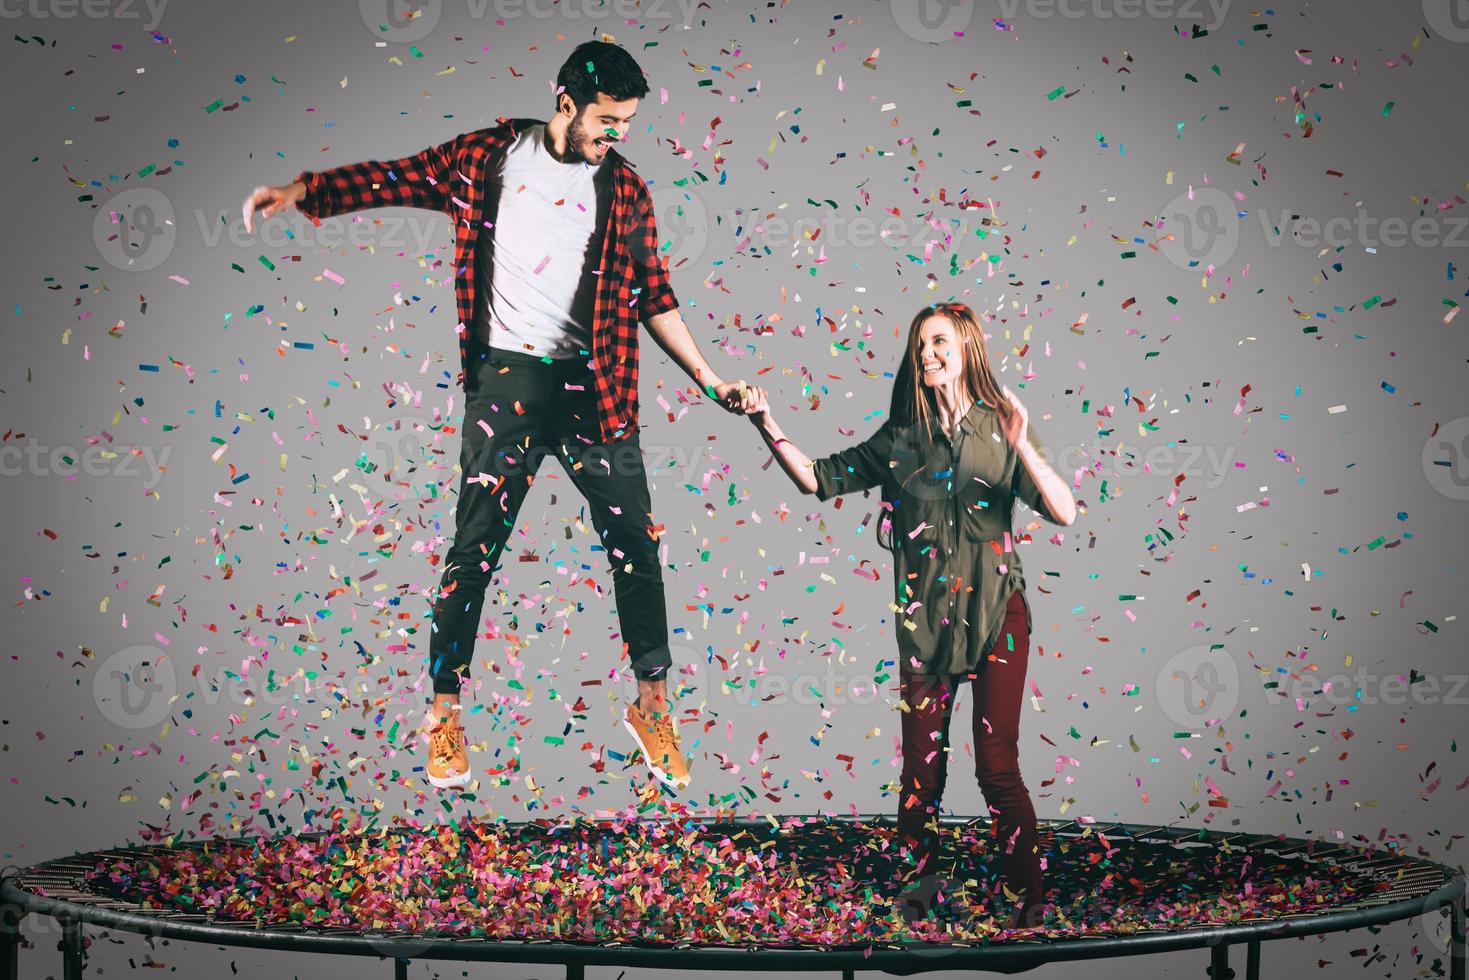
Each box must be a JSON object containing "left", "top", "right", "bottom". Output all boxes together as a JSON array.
[{"left": 39, "top": 817, "right": 1439, "bottom": 949}]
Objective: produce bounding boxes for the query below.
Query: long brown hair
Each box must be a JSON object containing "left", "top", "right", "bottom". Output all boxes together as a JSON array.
[
  {"left": 875, "top": 303, "right": 1014, "bottom": 553},
  {"left": 888, "top": 302, "right": 1013, "bottom": 441}
]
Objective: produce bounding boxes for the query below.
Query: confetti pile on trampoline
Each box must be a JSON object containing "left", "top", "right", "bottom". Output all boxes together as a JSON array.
[{"left": 3, "top": 816, "right": 1463, "bottom": 979}]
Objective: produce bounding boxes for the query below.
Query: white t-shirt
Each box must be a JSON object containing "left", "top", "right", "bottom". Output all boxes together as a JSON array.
[{"left": 474, "top": 123, "right": 609, "bottom": 358}]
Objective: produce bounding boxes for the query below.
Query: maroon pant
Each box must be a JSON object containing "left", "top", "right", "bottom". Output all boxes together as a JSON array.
[{"left": 896, "top": 589, "right": 1043, "bottom": 902}]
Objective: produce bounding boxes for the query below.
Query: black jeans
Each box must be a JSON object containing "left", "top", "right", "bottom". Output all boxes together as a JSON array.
[{"left": 428, "top": 340, "right": 672, "bottom": 695}]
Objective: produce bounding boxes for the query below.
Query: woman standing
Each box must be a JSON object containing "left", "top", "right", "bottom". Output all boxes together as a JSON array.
[{"left": 745, "top": 302, "right": 1077, "bottom": 926}]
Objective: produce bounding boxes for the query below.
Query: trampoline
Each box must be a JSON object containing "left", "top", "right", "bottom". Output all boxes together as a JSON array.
[{"left": 2, "top": 815, "right": 1463, "bottom": 980}]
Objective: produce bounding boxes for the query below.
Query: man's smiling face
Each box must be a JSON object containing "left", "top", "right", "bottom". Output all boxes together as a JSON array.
[{"left": 565, "top": 91, "right": 639, "bottom": 164}]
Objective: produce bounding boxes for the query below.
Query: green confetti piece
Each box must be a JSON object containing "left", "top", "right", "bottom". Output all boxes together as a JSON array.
[{"left": 1045, "top": 85, "right": 1065, "bottom": 101}]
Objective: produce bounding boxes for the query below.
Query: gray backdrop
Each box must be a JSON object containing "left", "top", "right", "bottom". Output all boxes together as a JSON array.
[{"left": 3, "top": 0, "right": 1467, "bottom": 977}]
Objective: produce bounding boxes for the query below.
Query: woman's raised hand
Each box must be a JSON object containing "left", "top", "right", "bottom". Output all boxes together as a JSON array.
[{"left": 999, "top": 384, "right": 1029, "bottom": 448}]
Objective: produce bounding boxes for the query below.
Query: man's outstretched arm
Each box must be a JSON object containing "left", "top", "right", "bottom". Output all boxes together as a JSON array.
[
  {"left": 242, "top": 135, "right": 460, "bottom": 231},
  {"left": 644, "top": 307, "right": 761, "bottom": 415}
]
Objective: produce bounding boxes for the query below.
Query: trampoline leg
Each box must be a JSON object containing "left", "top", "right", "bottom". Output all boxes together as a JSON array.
[
  {"left": 60, "top": 917, "right": 83, "bottom": 980},
  {"left": 1, "top": 902, "right": 20, "bottom": 980},
  {"left": 393, "top": 957, "right": 408, "bottom": 980},
  {"left": 1207, "top": 943, "right": 1234, "bottom": 980},
  {"left": 1452, "top": 891, "right": 1465, "bottom": 980},
  {"left": 842, "top": 970, "right": 856, "bottom": 980},
  {"left": 1245, "top": 939, "right": 1261, "bottom": 980},
  {"left": 566, "top": 964, "right": 584, "bottom": 980}
]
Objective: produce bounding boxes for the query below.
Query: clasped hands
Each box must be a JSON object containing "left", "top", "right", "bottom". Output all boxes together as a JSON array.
[{"left": 709, "top": 379, "right": 770, "bottom": 420}]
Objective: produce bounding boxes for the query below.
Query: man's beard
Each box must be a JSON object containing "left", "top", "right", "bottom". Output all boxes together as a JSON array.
[{"left": 565, "top": 112, "right": 603, "bottom": 164}]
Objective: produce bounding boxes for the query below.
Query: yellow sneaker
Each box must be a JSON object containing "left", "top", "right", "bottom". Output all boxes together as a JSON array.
[
  {"left": 424, "top": 710, "right": 471, "bottom": 790},
  {"left": 623, "top": 700, "right": 691, "bottom": 790}
]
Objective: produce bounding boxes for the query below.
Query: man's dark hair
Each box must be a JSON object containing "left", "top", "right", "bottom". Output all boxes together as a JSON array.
[{"left": 555, "top": 40, "right": 649, "bottom": 112}]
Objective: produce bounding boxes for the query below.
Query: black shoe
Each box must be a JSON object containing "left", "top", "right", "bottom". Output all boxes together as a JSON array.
[
  {"left": 999, "top": 894, "right": 1050, "bottom": 931},
  {"left": 848, "top": 847, "right": 899, "bottom": 893},
  {"left": 895, "top": 873, "right": 949, "bottom": 926}
]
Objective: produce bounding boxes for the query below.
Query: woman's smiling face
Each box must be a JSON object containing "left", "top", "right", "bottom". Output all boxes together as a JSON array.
[{"left": 917, "top": 314, "right": 965, "bottom": 389}]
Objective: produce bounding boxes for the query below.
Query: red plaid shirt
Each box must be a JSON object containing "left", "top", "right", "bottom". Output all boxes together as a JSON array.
[{"left": 292, "top": 117, "right": 680, "bottom": 443}]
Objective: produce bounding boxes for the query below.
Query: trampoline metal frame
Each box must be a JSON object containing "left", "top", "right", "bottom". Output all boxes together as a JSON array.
[{"left": 3, "top": 816, "right": 1464, "bottom": 980}]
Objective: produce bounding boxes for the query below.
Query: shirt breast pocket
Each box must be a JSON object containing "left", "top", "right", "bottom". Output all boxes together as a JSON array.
[
  {"left": 959, "top": 495, "right": 998, "bottom": 541},
  {"left": 956, "top": 438, "right": 1011, "bottom": 542},
  {"left": 881, "top": 495, "right": 941, "bottom": 554}
]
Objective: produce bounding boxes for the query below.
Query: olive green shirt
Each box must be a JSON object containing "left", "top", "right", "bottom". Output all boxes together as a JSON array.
[{"left": 810, "top": 401, "right": 1059, "bottom": 676}]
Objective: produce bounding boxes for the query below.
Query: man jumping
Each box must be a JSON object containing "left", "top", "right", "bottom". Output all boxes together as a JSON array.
[{"left": 242, "top": 39, "right": 756, "bottom": 792}]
